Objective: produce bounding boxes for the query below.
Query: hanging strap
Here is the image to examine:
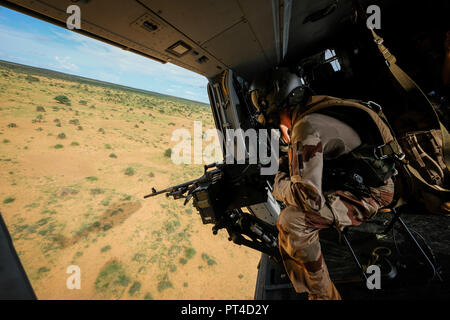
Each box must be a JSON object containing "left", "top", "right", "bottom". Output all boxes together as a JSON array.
[{"left": 370, "top": 29, "right": 450, "bottom": 170}]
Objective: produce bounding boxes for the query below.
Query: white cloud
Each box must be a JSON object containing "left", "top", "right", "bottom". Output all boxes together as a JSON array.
[{"left": 54, "top": 56, "right": 79, "bottom": 72}]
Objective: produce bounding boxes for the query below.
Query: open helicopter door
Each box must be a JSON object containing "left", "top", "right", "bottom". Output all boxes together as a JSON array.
[
  {"left": 207, "top": 70, "right": 280, "bottom": 227},
  {"left": 207, "top": 70, "right": 289, "bottom": 300}
]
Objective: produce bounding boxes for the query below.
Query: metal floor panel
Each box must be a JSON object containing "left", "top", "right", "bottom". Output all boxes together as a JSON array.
[{"left": 254, "top": 206, "right": 450, "bottom": 300}]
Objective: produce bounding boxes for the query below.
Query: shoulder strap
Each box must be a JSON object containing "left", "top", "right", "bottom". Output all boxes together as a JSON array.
[{"left": 293, "top": 96, "right": 405, "bottom": 160}]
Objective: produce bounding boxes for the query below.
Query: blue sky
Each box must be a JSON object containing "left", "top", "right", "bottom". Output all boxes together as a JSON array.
[{"left": 0, "top": 6, "right": 209, "bottom": 103}]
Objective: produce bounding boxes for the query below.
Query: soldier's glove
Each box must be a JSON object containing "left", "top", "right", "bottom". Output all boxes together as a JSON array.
[{"left": 278, "top": 155, "right": 289, "bottom": 174}]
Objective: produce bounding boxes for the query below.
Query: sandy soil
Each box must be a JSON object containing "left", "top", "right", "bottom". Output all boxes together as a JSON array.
[{"left": 0, "top": 63, "right": 261, "bottom": 300}]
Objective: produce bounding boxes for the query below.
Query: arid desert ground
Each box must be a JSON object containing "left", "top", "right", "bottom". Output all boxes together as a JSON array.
[{"left": 0, "top": 60, "right": 261, "bottom": 299}]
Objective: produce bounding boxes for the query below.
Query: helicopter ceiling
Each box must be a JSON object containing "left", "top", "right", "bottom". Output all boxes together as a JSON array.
[{"left": 1, "top": 0, "right": 380, "bottom": 81}]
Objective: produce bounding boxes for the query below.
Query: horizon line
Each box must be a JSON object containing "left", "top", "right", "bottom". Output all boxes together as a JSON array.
[{"left": 0, "top": 58, "right": 210, "bottom": 106}]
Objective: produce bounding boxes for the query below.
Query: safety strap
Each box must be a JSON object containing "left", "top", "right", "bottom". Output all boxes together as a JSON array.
[{"left": 370, "top": 29, "right": 450, "bottom": 170}]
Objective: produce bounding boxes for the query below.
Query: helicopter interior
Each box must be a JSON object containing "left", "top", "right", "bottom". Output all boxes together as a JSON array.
[{"left": 1, "top": 0, "right": 450, "bottom": 300}]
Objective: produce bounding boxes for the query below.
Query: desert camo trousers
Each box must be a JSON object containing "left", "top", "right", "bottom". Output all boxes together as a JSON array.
[{"left": 276, "top": 179, "right": 395, "bottom": 299}]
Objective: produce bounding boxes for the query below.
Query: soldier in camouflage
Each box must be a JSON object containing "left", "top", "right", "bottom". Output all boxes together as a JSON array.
[{"left": 250, "top": 68, "right": 395, "bottom": 300}]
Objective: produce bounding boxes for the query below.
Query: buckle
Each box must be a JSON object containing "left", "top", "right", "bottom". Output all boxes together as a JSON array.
[
  {"left": 395, "top": 152, "right": 406, "bottom": 161},
  {"left": 374, "top": 143, "right": 406, "bottom": 161},
  {"left": 367, "top": 101, "right": 382, "bottom": 113},
  {"left": 374, "top": 37, "right": 384, "bottom": 45},
  {"left": 374, "top": 144, "right": 389, "bottom": 160}
]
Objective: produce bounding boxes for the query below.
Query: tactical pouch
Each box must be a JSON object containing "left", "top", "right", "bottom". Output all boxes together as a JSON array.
[
  {"left": 323, "top": 143, "right": 396, "bottom": 199},
  {"left": 399, "top": 130, "right": 448, "bottom": 187},
  {"left": 396, "top": 129, "right": 450, "bottom": 215},
  {"left": 349, "top": 143, "right": 397, "bottom": 187}
]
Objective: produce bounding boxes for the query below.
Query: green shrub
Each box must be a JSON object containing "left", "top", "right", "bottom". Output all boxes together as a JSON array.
[
  {"left": 169, "top": 264, "right": 177, "bottom": 272},
  {"left": 101, "top": 245, "right": 111, "bottom": 253},
  {"left": 57, "top": 133, "right": 66, "bottom": 139},
  {"left": 54, "top": 144, "right": 64, "bottom": 149},
  {"left": 121, "top": 194, "right": 132, "bottom": 201},
  {"left": 38, "top": 267, "right": 50, "bottom": 274},
  {"left": 164, "top": 220, "right": 180, "bottom": 233},
  {"left": 132, "top": 253, "right": 146, "bottom": 263},
  {"left": 3, "top": 197, "right": 15, "bottom": 204},
  {"left": 32, "top": 114, "right": 44, "bottom": 123},
  {"left": 164, "top": 148, "right": 172, "bottom": 158},
  {"left": 70, "top": 141, "right": 80, "bottom": 146},
  {"left": 157, "top": 280, "right": 173, "bottom": 292},
  {"left": 60, "top": 187, "right": 79, "bottom": 196},
  {"left": 86, "top": 176, "right": 98, "bottom": 181},
  {"left": 128, "top": 282, "right": 141, "bottom": 296},
  {"left": 94, "top": 261, "right": 130, "bottom": 294},
  {"left": 79, "top": 100, "right": 88, "bottom": 105},
  {"left": 54, "top": 95, "right": 71, "bottom": 106},
  {"left": 36, "top": 106, "right": 46, "bottom": 112},
  {"left": 144, "top": 293, "right": 153, "bottom": 300},
  {"left": 7, "top": 123, "right": 17, "bottom": 128},
  {"left": 98, "top": 128, "right": 105, "bottom": 134},
  {"left": 109, "top": 153, "right": 117, "bottom": 159},
  {"left": 124, "top": 167, "right": 135, "bottom": 176},
  {"left": 185, "top": 248, "right": 196, "bottom": 259},
  {"left": 90, "top": 188, "right": 104, "bottom": 195},
  {"left": 26, "top": 75, "right": 40, "bottom": 83},
  {"left": 201, "top": 253, "right": 217, "bottom": 266}
]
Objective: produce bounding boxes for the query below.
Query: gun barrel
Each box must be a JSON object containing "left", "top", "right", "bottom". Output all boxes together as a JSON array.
[
  {"left": 143, "top": 165, "right": 222, "bottom": 200},
  {"left": 143, "top": 189, "right": 166, "bottom": 198},
  {"left": 144, "top": 177, "right": 201, "bottom": 199}
]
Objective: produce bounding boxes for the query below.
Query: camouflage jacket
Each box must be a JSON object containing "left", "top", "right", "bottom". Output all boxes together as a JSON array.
[{"left": 272, "top": 97, "right": 362, "bottom": 212}]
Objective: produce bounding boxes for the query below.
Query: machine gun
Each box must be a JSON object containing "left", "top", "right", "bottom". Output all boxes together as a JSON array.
[
  {"left": 145, "top": 162, "right": 280, "bottom": 258},
  {"left": 144, "top": 163, "right": 223, "bottom": 204}
]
